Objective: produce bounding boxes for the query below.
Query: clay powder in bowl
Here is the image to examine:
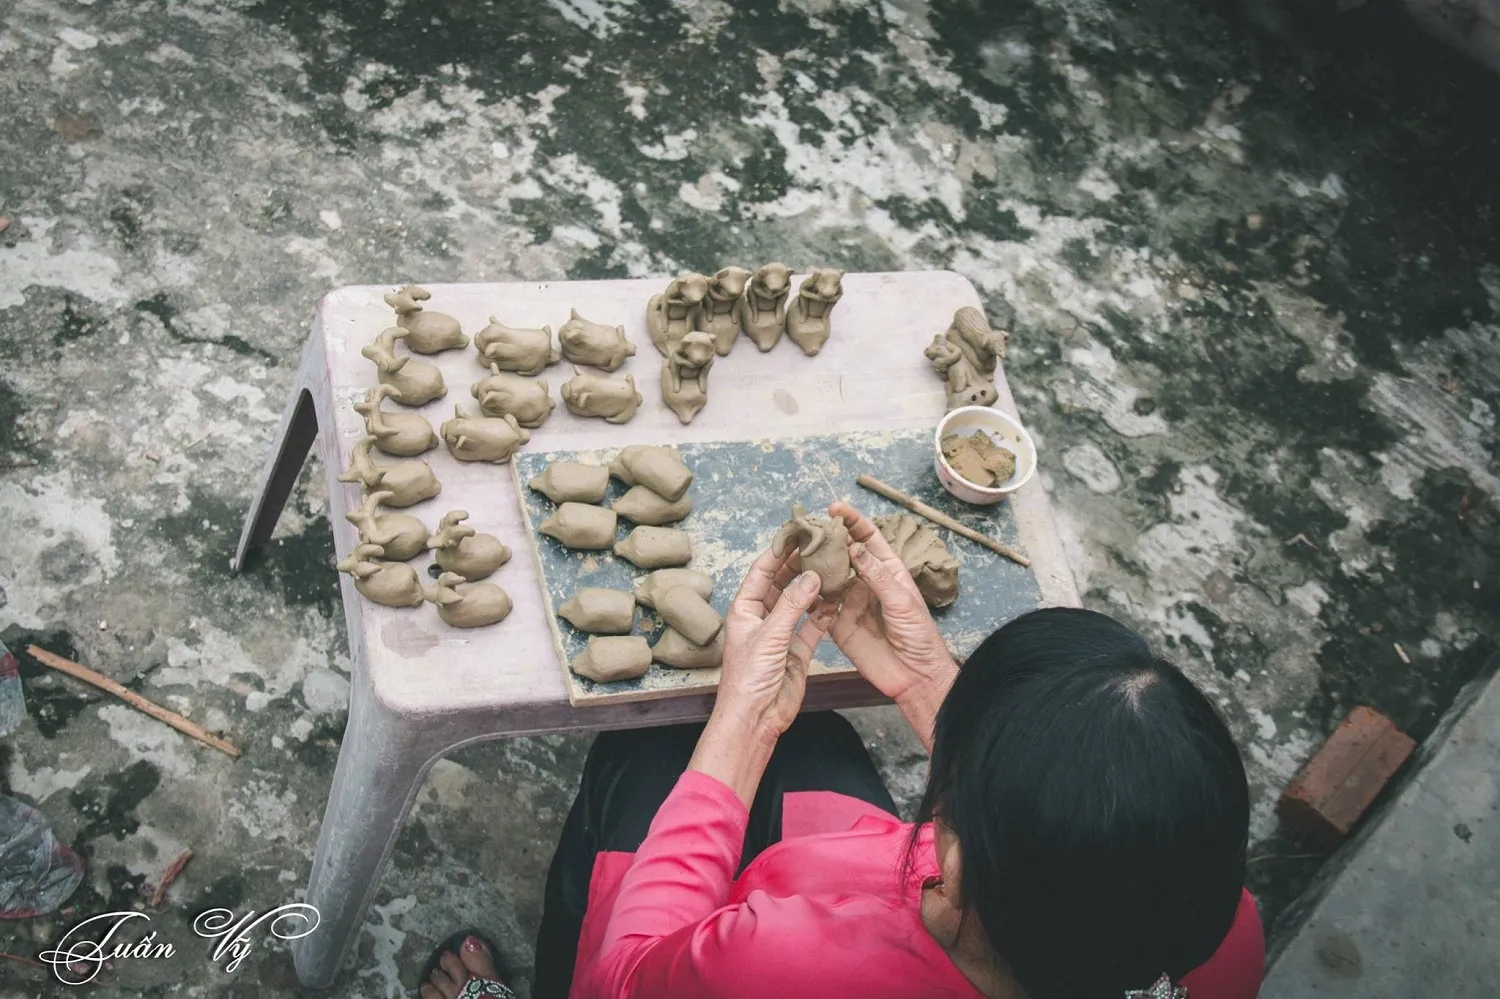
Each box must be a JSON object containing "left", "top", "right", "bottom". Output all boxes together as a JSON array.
[{"left": 933, "top": 406, "right": 1037, "bottom": 505}]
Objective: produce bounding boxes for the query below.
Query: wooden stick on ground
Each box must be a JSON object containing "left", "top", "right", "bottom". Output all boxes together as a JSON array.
[
  {"left": 857, "top": 474, "right": 1032, "bottom": 568},
  {"left": 27, "top": 646, "right": 242, "bottom": 758},
  {"left": 150, "top": 849, "right": 194, "bottom": 907}
]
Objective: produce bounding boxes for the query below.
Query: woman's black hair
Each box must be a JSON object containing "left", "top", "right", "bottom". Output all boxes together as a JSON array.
[{"left": 916, "top": 607, "right": 1250, "bottom": 998}]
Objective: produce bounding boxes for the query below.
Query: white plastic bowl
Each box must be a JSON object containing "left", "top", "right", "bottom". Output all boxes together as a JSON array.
[{"left": 933, "top": 406, "right": 1038, "bottom": 505}]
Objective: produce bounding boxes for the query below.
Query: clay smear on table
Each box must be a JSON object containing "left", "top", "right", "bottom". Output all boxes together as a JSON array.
[{"left": 940, "top": 429, "right": 1016, "bottom": 488}]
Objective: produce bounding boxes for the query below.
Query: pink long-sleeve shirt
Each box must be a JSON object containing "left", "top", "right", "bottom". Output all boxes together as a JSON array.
[{"left": 573, "top": 771, "right": 1264, "bottom": 998}]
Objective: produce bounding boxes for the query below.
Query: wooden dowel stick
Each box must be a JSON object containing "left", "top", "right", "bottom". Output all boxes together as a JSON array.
[
  {"left": 27, "top": 646, "right": 242, "bottom": 758},
  {"left": 857, "top": 474, "right": 1032, "bottom": 568}
]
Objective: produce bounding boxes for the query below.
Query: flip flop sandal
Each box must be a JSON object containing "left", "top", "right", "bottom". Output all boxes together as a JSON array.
[{"left": 416, "top": 928, "right": 510, "bottom": 998}]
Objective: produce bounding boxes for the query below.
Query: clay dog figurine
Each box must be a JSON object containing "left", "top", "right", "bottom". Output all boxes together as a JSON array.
[
  {"left": 424, "top": 571, "right": 512, "bottom": 628},
  {"left": 698, "top": 266, "right": 752, "bottom": 356},
  {"left": 337, "top": 435, "right": 441, "bottom": 508},
  {"left": 558, "top": 310, "right": 635, "bottom": 371},
  {"left": 440, "top": 406, "right": 530, "bottom": 463},
  {"left": 473, "top": 317, "right": 559, "bottom": 376},
  {"left": 354, "top": 385, "right": 438, "bottom": 457},
  {"left": 336, "top": 542, "right": 426, "bottom": 608},
  {"left": 426, "top": 510, "right": 512, "bottom": 581},
  {"left": 785, "top": 268, "right": 844, "bottom": 356},
  {"left": 344, "top": 490, "right": 430, "bottom": 561},
  {"left": 560, "top": 369, "right": 642, "bottom": 424},
  {"left": 661, "top": 330, "right": 715, "bottom": 425},
  {"left": 471, "top": 365, "right": 554, "bottom": 428},
  {"left": 924, "top": 306, "right": 1005, "bottom": 410},
  {"left": 772, "top": 502, "right": 854, "bottom": 600},
  {"left": 646, "top": 272, "right": 709, "bottom": 355},
  {"left": 384, "top": 284, "right": 469, "bottom": 353},
  {"left": 362, "top": 327, "right": 447, "bottom": 405},
  {"left": 742, "top": 262, "right": 792, "bottom": 351}
]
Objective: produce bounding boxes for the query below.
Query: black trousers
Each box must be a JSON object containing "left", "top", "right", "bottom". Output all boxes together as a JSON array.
[{"left": 531, "top": 711, "right": 898, "bottom": 999}]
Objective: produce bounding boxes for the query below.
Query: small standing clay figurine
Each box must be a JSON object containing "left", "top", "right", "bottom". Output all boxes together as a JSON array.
[
  {"left": 661, "top": 330, "right": 715, "bottom": 425},
  {"left": 337, "top": 436, "right": 441, "bottom": 508},
  {"left": 924, "top": 306, "right": 1006, "bottom": 410},
  {"left": 609, "top": 445, "right": 693, "bottom": 502},
  {"left": 473, "top": 317, "right": 559, "bottom": 376},
  {"left": 558, "top": 310, "right": 635, "bottom": 371},
  {"left": 362, "top": 328, "right": 447, "bottom": 405},
  {"left": 874, "top": 513, "right": 961, "bottom": 608},
  {"left": 558, "top": 588, "right": 636, "bottom": 635},
  {"left": 614, "top": 526, "right": 693, "bottom": 569},
  {"left": 528, "top": 461, "right": 610, "bottom": 505},
  {"left": 560, "top": 369, "right": 642, "bottom": 424},
  {"left": 539, "top": 502, "right": 619, "bottom": 550},
  {"left": 355, "top": 385, "right": 438, "bottom": 457},
  {"left": 384, "top": 285, "right": 469, "bottom": 353},
  {"left": 345, "top": 491, "right": 429, "bottom": 561},
  {"left": 611, "top": 484, "right": 692, "bottom": 526},
  {"left": 785, "top": 268, "right": 845, "bottom": 356},
  {"left": 772, "top": 502, "right": 854, "bottom": 600},
  {"left": 633, "top": 568, "right": 714, "bottom": 609},
  {"left": 742, "top": 262, "right": 792, "bottom": 351},
  {"left": 698, "top": 266, "right": 751, "bottom": 355},
  {"left": 424, "top": 572, "right": 512, "bottom": 628},
  {"left": 426, "top": 510, "right": 512, "bottom": 581},
  {"left": 646, "top": 272, "right": 710, "bottom": 355},
  {"left": 440, "top": 406, "right": 529, "bottom": 463},
  {"left": 651, "top": 628, "right": 725, "bottom": 669},
  {"left": 571, "top": 636, "right": 652, "bottom": 683},
  {"left": 471, "top": 365, "right": 554, "bottom": 428},
  {"left": 336, "top": 543, "right": 426, "bottom": 608}
]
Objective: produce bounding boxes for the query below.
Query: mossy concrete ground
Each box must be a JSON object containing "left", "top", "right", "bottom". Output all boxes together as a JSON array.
[{"left": 1, "top": 0, "right": 1497, "bottom": 995}]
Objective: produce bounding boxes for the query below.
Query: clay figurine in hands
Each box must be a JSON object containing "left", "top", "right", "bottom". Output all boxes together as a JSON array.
[
  {"left": 345, "top": 491, "right": 429, "bottom": 561},
  {"left": 424, "top": 571, "right": 513, "bottom": 628},
  {"left": 337, "top": 436, "right": 441, "bottom": 508},
  {"left": 874, "top": 513, "right": 960, "bottom": 608},
  {"left": 474, "top": 317, "right": 559, "bottom": 376},
  {"left": 614, "top": 526, "right": 693, "bottom": 568},
  {"left": 652, "top": 627, "right": 725, "bottom": 669},
  {"left": 608, "top": 444, "right": 692, "bottom": 502},
  {"left": 785, "top": 268, "right": 845, "bottom": 356},
  {"left": 441, "top": 406, "right": 530, "bottom": 463},
  {"left": 743, "top": 262, "right": 792, "bottom": 351},
  {"left": 772, "top": 502, "right": 854, "bottom": 600},
  {"left": 924, "top": 306, "right": 1005, "bottom": 410},
  {"left": 528, "top": 460, "right": 610, "bottom": 504},
  {"left": 539, "top": 502, "right": 619, "bottom": 550},
  {"left": 611, "top": 484, "right": 691, "bottom": 525},
  {"left": 661, "top": 330, "right": 715, "bottom": 425},
  {"left": 355, "top": 385, "right": 438, "bottom": 457},
  {"left": 472, "top": 365, "right": 554, "bottom": 428},
  {"left": 558, "top": 587, "right": 636, "bottom": 634},
  {"left": 558, "top": 310, "right": 635, "bottom": 371},
  {"left": 426, "top": 510, "right": 512, "bottom": 581},
  {"left": 384, "top": 285, "right": 469, "bottom": 353},
  {"left": 337, "top": 543, "right": 426, "bottom": 608},
  {"left": 698, "top": 266, "right": 751, "bottom": 355},
  {"left": 646, "top": 272, "right": 709, "bottom": 355},
  {"left": 362, "top": 328, "right": 447, "bottom": 405},
  {"left": 633, "top": 568, "right": 714, "bottom": 609},
  {"left": 571, "top": 636, "right": 652, "bottom": 683},
  {"left": 560, "top": 369, "right": 642, "bottom": 424}
]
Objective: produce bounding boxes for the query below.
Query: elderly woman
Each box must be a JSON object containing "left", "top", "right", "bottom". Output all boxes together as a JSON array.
[{"left": 418, "top": 502, "right": 1264, "bottom": 999}]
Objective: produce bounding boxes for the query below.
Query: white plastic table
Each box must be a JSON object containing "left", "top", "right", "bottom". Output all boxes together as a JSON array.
[{"left": 232, "top": 271, "right": 1077, "bottom": 988}]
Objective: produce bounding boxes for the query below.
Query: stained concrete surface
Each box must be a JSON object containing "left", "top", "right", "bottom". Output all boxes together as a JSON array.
[{"left": 0, "top": 0, "right": 1497, "bottom": 996}]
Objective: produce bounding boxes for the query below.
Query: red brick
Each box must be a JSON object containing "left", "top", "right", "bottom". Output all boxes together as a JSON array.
[{"left": 1277, "top": 706, "right": 1416, "bottom": 849}]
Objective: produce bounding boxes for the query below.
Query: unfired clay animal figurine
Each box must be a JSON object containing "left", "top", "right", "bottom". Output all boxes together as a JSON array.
[
  {"left": 355, "top": 385, "right": 438, "bottom": 457},
  {"left": 558, "top": 588, "right": 636, "bottom": 635},
  {"left": 560, "top": 369, "right": 642, "bottom": 424},
  {"left": 614, "top": 526, "right": 693, "bottom": 569},
  {"left": 385, "top": 285, "right": 469, "bottom": 353},
  {"left": 345, "top": 491, "right": 429, "bottom": 561},
  {"left": 924, "top": 306, "right": 1006, "bottom": 410},
  {"left": 528, "top": 461, "right": 610, "bottom": 505},
  {"left": 474, "top": 317, "right": 559, "bottom": 376},
  {"left": 336, "top": 543, "right": 426, "bottom": 608},
  {"left": 611, "top": 484, "right": 692, "bottom": 526},
  {"left": 655, "top": 585, "right": 723, "bottom": 647},
  {"left": 472, "top": 365, "right": 554, "bottom": 428},
  {"left": 698, "top": 266, "right": 751, "bottom": 355},
  {"left": 646, "top": 272, "right": 710, "bottom": 355},
  {"left": 608, "top": 445, "right": 693, "bottom": 502},
  {"left": 772, "top": 502, "right": 854, "bottom": 600},
  {"left": 571, "top": 636, "right": 652, "bottom": 683},
  {"left": 426, "top": 510, "right": 512, "bottom": 581},
  {"left": 874, "top": 513, "right": 960, "bottom": 608},
  {"left": 362, "top": 328, "right": 447, "bottom": 405},
  {"left": 742, "top": 262, "right": 792, "bottom": 351},
  {"left": 558, "top": 310, "right": 635, "bottom": 371},
  {"left": 539, "top": 502, "right": 618, "bottom": 550},
  {"left": 651, "top": 627, "right": 725, "bottom": 669},
  {"left": 440, "top": 407, "right": 530, "bottom": 463},
  {"left": 661, "top": 330, "right": 715, "bottom": 425},
  {"left": 633, "top": 568, "right": 713, "bottom": 609},
  {"left": 424, "top": 572, "right": 512, "bottom": 628},
  {"left": 337, "top": 436, "right": 441, "bottom": 508},
  {"left": 785, "top": 268, "right": 845, "bottom": 356}
]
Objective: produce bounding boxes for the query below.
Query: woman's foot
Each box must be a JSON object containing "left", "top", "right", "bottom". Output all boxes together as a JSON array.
[{"left": 419, "top": 934, "right": 504, "bottom": 999}]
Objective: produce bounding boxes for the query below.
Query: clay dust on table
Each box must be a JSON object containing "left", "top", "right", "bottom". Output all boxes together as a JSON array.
[{"left": 941, "top": 429, "right": 1016, "bottom": 488}]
